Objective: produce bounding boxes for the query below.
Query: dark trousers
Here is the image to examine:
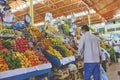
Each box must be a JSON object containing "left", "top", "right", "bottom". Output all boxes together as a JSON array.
[{"left": 102, "top": 60, "right": 107, "bottom": 72}]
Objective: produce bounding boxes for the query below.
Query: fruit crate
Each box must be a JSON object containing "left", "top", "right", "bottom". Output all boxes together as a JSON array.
[
  {"left": 75, "top": 61, "right": 84, "bottom": 79},
  {"left": 43, "top": 51, "right": 75, "bottom": 67},
  {"left": 76, "top": 61, "right": 83, "bottom": 70},
  {"left": 43, "top": 51, "right": 61, "bottom": 67},
  {"left": 53, "top": 69, "right": 70, "bottom": 80},
  {"left": 69, "top": 71, "right": 80, "bottom": 80}
]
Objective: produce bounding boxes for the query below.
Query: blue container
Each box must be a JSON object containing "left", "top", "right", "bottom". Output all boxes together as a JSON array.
[{"left": 43, "top": 51, "right": 62, "bottom": 67}]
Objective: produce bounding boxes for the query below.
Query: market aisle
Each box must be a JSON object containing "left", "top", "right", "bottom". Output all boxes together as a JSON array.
[{"left": 107, "top": 63, "right": 120, "bottom": 80}]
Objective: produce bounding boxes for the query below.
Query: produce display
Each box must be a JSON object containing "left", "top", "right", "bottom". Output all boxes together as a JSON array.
[
  {"left": 0, "top": 14, "right": 79, "bottom": 80},
  {"left": 60, "top": 45, "right": 73, "bottom": 56},
  {"left": 0, "top": 51, "right": 21, "bottom": 70},
  {"left": 54, "top": 45, "right": 73, "bottom": 57},
  {"left": 46, "top": 46, "right": 62, "bottom": 59},
  {"left": 14, "top": 52, "right": 31, "bottom": 68},
  {"left": 49, "top": 37, "right": 62, "bottom": 46},
  {"left": 35, "top": 52, "right": 49, "bottom": 63},
  {"left": 0, "top": 38, "right": 13, "bottom": 49},
  {"left": 0, "top": 42, "right": 3, "bottom": 50},
  {"left": 0, "top": 50, "right": 49, "bottom": 72},
  {"left": 54, "top": 46, "right": 66, "bottom": 57},
  {"left": 63, "top": 23, "right": 70, "bottom": 33},
  {"left": 29, "top": 27, "right": 42, "bottom": 38},
  {"left": 0, "top": 29, "right": 15, "bottom": 35},
  {"left": 64, "top": 43, "right": 78, "bottom": 54},
  {"left": 0, "top": 55, "right": 9, "bottom": 72},
  {"left": 16, "top": 38, "right": 30, "bottom": 52},
  {"left": 40, "top": 38, "right": 52, "bottom": 49}
]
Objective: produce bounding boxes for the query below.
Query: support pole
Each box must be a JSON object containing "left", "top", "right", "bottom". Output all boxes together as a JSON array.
[
  {"left": 29, "top": 0, "right": 34, "bottom": 26},
  {"left": 87, "top": 14, "right": 91, "bottom": 27}
]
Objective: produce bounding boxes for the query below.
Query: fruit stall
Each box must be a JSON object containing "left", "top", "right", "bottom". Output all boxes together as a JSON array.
[
  {"left": 2, "top": 0, "right": 117, "bottom": 80},
  {"left": 0, "top": 3, "right": 82, "bottom": 80}
]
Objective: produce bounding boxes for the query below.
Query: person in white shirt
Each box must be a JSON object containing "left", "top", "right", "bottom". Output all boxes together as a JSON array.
[
  {"left": 100, "top": 48, "right": 110, "bottom": 72},
  {"left": 78, "top": 25, "right": 101, "bottom": 80},
  {"left": 113, "top": 41, "right": 120, "bottom": 60}
]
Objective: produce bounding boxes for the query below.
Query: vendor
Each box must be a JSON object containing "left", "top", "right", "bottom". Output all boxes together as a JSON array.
[{"left": 29, "top": 36, "right": 42, "bottom": 52}]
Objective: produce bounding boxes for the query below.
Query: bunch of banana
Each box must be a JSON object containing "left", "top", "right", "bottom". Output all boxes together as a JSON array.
[
  {"left": 46, "top": 46, "right": 62, "bottom": 59},
  {"left": 29, "top": 27, "right": 42, "bottom": 38},
  {"left": 40, "top": 38, "right": 52, "bottom": 49}
]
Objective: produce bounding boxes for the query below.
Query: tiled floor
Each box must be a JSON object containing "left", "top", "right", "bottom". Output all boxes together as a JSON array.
[{"left": 107, "top": 63, "right": 120, "bottom": 80}]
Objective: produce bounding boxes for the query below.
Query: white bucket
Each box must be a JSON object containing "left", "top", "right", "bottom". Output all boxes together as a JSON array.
[{"left": 118, "top": 58, "right": 120, "bottom": 63}]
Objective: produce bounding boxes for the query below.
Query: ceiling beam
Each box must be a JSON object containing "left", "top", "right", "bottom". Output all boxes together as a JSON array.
[
  {"left": 14, "top": 0, "right": 64, "bottom": 17},
  {"left": 82, "top": 0, "right": 106, "bottom": 21},
  {"left": 16, "top": 1, "right": 79, "bottom": 17},
  {"left": 98, "top": 0, "right": 117, "bottom": 13}
]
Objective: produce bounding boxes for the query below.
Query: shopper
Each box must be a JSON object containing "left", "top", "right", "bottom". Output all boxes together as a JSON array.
[
  {"left": 29, "top": 36, "right": 42, "bottom": 52},
  {"left": 113, "top": 41, "right": 120, "bottom": 61},
  {"left": 78, "top": 25, "right": 101, "bottom": 80},
  {"left": 100, "top": 47, "right": 110, "bottom": 72}
]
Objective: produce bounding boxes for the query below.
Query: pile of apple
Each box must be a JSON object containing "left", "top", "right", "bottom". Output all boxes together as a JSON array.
[
  {"left": 35, "top": 52, "right": 49, "bottom": 63},
  {"left": 0, "top": 42, "right": 3, "bottom": 50},
  {"left": 16, "top": 38, "right": 30, "bottom": 52},
  {"left": 0, "top": 55, "right": 9, "bottom": 72},
  {"left": 24, "top": 50, "right": 49, "bottom": 66}
]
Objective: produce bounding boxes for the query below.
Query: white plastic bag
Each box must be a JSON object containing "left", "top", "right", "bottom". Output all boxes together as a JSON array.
[{"left": 100, "top": 65, "right": 109, "bottom": 80}]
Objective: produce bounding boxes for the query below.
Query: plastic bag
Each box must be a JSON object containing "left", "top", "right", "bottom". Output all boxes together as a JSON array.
[{"left": 100, "top": 65, "right": 109, "bottom": 80}]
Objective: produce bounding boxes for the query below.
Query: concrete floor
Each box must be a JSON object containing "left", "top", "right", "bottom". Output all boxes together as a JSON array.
[
  {"left": 107, "top": 63, "right": 120, "bottom": 80},
  {"left": 79, "top": 63, "right": 120, "bottom": 80}
]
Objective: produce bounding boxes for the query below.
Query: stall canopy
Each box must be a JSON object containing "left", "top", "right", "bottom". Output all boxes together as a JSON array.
[{"left": 7, "top": 0, "right": 120, "bottom": 26}]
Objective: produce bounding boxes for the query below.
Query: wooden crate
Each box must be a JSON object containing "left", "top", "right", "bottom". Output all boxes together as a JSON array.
[
  {"left": 53, "top": 69, "right": 70, "bottom": 80},
  {"left": 76, "top": 61, "right": 83, "bottom": 70},
  {"left": 69, "top": 71, "right": 80, "bottom": 80},
  {"left": 75, "top": 61, "right": 84, "bottom": 79}
]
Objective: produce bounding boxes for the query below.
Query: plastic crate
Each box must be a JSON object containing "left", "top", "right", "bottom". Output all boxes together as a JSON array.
[
  {"left": 43, "top": 51, "right": 62, "bottom": 67},
  {"left": 42, "top": 51, "right": 75, "bottom": 67}
]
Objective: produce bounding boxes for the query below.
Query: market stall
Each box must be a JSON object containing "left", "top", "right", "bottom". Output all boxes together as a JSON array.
[{"left": 0, "top": 0, "right": 120, "bottom": 80}]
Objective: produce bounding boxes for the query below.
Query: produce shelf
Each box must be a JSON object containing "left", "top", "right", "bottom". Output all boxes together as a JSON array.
[
  {"left": 0, "top": 63, "right": 52, "bottom": 80},
  {"left": 43, "top": 52, "right": 75, "bottom": 67},
  {"left": 0, "top": 34, "right": 16, "bottom": 38}
]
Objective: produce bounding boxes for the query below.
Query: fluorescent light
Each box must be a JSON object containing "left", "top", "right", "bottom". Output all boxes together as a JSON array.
[
  {"left": 11, "top": 0, "right": 45, "bottom": 13},
  {"left": 34, "top": 22, "right": 44, "bottom": 26},
  {"left": 114, "top": 14, "right": 120, "bottom": 18},
  {"left": 34, "top": 9, "right": 96, "bottom": 26},
  {"left": 67, "top": 9, "right": 96, "bottom": 19}
]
